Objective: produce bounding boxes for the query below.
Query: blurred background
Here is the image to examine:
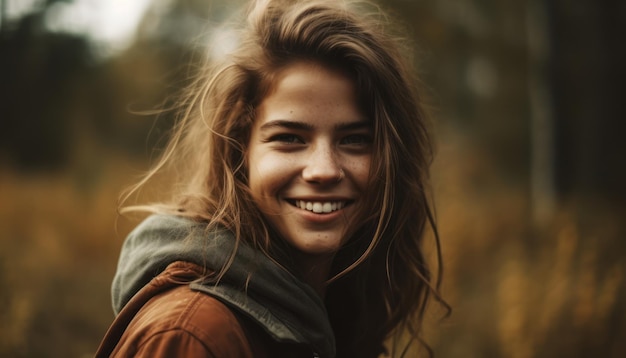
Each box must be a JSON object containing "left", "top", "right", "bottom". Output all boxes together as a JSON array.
[{"left": 1, "top": 0, "right": 624, "bottom": 357}]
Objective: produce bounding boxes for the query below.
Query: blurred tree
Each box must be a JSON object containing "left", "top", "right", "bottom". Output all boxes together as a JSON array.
[
  {"left": 0, "top": 0, "right": 5, "bottom": 33},
  {"left": 0, "top": 7, "right": 94, "bottom": 171},
  {"left": 0, "top": 0, "right": 169, "bottom": 172},
  {"left": 385, "top": 0, "right": 626, "bottom": 210},
  {"left": 549, "top": 0, "right": 626, "bottom": 206}
]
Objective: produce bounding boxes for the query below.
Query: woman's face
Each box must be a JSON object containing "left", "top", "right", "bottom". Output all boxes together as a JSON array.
[{"left": 247, "top": 61, "right": 372, "bottom": 258}]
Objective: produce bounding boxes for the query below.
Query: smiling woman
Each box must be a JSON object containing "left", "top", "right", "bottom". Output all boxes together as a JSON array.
[{"left": 96, "top": 1, "right": 448, "bottom": 357}]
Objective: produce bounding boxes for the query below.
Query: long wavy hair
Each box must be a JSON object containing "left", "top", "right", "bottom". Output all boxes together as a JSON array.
[{"left": 122, "top": 0, "right": 448, "bottom": 356}]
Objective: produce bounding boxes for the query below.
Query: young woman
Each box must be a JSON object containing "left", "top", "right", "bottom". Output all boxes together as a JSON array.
[{"left": 96, "top": 0, "right": 447, "bottom": 357}]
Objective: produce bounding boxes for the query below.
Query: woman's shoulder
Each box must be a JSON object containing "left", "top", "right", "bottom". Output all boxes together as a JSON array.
[
  {"left": 137, "top": 285, "right": 245, "bottom": 338},
  {"left": 112, "top": 284, "right": 257, "bottom": 357}
]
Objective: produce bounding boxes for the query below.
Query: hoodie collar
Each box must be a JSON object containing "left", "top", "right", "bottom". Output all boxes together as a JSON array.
[{"left": 112, "top": 214, "right": 335, "bottom": 357}]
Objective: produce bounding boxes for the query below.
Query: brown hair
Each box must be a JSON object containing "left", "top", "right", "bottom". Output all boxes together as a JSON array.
[{"left": 122, "top": 0, "right": 448, "bottom": 356}]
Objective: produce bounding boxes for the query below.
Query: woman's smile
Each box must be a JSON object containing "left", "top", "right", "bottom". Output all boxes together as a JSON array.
[
  {"left": 247, "top": 61, "right": 371, "bottom": 257},
  {"left": 292, "top": 199, "right": 348, "bottom": 214}
]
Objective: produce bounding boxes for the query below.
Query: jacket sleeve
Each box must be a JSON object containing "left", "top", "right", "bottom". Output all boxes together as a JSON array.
[{"left": 120, "top": 329, "right": 216, "bottom": 358}]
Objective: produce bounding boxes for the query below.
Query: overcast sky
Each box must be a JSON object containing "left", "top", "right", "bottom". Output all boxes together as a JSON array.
[{"left": 4, "top": 0, "right": 154, "bottom": 55}]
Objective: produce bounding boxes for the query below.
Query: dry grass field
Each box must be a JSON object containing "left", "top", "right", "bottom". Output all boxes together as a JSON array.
[{"left": 0, "top": 130, "right": 624, "bottom": 357}]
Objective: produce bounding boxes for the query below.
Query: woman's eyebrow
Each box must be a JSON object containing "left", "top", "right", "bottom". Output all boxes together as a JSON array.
[
  {"left": 259, "top": 119, "right": 370, "bottom": 131},
  {"left": 259, "top": 119, "right": 314, "bottom": 131},
  {"left": 335, "top": 120, "right": 371, "bottom": 131}
]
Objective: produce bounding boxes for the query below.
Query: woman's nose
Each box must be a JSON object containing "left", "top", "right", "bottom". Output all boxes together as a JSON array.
[{"left": 302, "top": 145, "right": 343, "bottom": 184}]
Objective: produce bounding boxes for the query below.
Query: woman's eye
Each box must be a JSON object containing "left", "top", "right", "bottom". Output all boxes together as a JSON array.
[{"left": 270, "top": 134, "right": 303, "bottom": 144}]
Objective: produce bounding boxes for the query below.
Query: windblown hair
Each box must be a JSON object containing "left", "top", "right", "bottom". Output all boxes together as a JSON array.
[{"left": 122, "top": 0, "right": 448, "bottom": 356}]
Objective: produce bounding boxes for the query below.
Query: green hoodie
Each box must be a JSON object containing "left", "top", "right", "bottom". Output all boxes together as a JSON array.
[{"left": 111, "top": 214, "right": 336, "bottom": 357}]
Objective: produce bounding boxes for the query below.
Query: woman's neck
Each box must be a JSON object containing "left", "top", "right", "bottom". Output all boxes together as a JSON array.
[{"left": 295, "top": 254, "right": 334, "bottom": 298}]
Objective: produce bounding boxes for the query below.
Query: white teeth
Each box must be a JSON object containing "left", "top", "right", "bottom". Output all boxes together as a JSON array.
[
  {"left": 322, "top": 202, "right": 332, "bottom": 212},
  {"left": 296, "top": 200, "right": 347, "bottom": 213},
  {"left": 313, "top": 202, "right": 323, "bottom": 213}
]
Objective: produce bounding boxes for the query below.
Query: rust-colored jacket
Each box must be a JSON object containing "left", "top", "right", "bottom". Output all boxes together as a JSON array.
[
  {"left": 96, "top": 214, "right": 335, "bottom": 357},
  {"left": 96, "top": 262, "right": 312, "bottom": 357}
]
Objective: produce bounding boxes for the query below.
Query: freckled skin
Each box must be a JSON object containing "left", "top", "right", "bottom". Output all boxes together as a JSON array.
[{"left": 247, "top": 61, "right": 372, "bottom": 264}]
